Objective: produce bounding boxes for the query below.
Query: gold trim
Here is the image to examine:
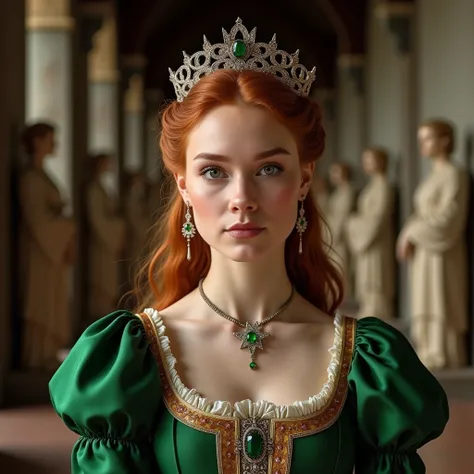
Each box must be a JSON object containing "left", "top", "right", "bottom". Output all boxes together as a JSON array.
[
  {"left": 138, "top": 312, "right": 239, "bottom": 474},
  {"left": 269, "top": 316, "right": 355, "bottom": 474},
  {"left": 138, "top": 312, "right": 356, "bottom": 474}
]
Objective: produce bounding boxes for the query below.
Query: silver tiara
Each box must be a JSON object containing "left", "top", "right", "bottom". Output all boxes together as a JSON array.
[{"left": 169, "top": 18, "right": 316, "bottom": 102}]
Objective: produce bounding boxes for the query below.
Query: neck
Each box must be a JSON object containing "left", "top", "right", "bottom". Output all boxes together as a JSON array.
[
  {"left": 31, "top": 154, "right": 45, "bottom": 169},
  {"left": 432, "top": 153, "right": 450, "bottom": 164},
  {"left": 201, "top": 248, "right": 293, "bottom": 324}
]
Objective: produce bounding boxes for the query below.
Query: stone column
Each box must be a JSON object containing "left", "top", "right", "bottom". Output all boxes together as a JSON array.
[
  {"left": 122, "top": 55, "right": 148, "bottom": 174},
  {"left": 26, "top": 0, "right": 75, "bottom": 209},
  {"left": 375, "top": 1, "right": 417, "bottom": 219},
  {"left": 71, "top": 4, "right": 103, "bottom": 338},
  {"left": 87, "top": 13, "right": 120, "bottom": 194},
  {"left": 0, "top": 0, "right": 25, "bottom": 406},
  {"left": 337, "top": 54, "right": 366, "bottom": 187},
  {"left": 375, "top": 1, "right": 416, "bottom": 329}
]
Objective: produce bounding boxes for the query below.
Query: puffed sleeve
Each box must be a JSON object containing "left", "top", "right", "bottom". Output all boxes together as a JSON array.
[
  {"left": 347, "top": 317, "right": 449, "bottom": 473},
  {"left": 49, "top": 311, "right": 161, "bottom": 473}
]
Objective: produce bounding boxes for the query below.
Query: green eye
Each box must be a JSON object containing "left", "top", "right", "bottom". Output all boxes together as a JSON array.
[
  {"left": 202, "top": 167, "right": 224, "bottom": 179},
  {"left": 260, "top": 165, "right": 281, "bottom": 176}
]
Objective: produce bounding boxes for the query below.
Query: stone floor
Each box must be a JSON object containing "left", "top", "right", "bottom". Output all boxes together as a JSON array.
[{"left": 0, "top": 400, "right": 473, "bottom": 473}]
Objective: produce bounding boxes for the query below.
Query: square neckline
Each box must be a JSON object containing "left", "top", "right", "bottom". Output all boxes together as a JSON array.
[{"left": 139, "top": 308, "right": 353, "bottom": 421}]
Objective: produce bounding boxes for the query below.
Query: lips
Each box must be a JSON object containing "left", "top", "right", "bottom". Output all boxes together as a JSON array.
[
  {"left": 226, "top": 222, "right": 264, "bottom": 231},
  {"left": 225, "top": 222, "right": 265, "bottom": 239}
]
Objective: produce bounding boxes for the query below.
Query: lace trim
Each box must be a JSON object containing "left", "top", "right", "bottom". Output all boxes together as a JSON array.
[{"left": 142, "top": 308, "right": 344, "bottom": 420}]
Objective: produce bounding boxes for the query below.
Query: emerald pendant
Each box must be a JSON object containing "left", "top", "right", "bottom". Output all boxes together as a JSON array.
[
  {"left": 246, "top": 332, "right": 258, "bottom": 344},
  {"left": 249, "top": 361, "right": 257, "bottom": 370}
]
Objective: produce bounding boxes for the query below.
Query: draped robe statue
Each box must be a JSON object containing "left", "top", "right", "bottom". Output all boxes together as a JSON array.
[
  {"left": 86, "top": 179, "right": 126, "bottom": 320},
  {"left": 124, "top": 176, "right": 151, "bottom": 276},
  {"left": 326, "top": 164, "right": 355, "bottom": 294},
  {"left": 19, "top": 166, "right": 76, "bottom": 369},
  {"left": 345, "top": 149, "right": 395, "bottom": 320}
]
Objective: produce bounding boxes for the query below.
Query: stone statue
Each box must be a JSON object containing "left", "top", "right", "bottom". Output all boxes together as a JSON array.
[
  {"left": 86, "top": 153, "right": 126, "bottom": 321},
  {"left": 346, "top": 147, "right": 395, "bottom": 320},
  {"left": 397, "top": 119, "right": 469, "bottom": 370},
  {"left": 18, "top": 122, "right": 76, "bottom": 370},
  {"left": 311, "top": 174, "right": 329, "bottom": 218},
  {"left": 124, "top": 170, "right": 151, "bottom": 276},
  {"left": 326, "top": 162, "right": 355, "bottom": 294}
]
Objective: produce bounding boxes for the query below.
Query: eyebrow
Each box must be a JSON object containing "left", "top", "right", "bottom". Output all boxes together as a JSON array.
[{"left": 192, "top": 147, "right": 291, "bottom": 162}]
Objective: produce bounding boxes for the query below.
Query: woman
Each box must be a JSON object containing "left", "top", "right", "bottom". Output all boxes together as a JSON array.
[
  {"left": 86, "top": 153, "right": 126, "bottom": 321},
  {"left": 50, "top": 19, "right": 448, "bottom": 474},
  {"left": 397, "top": 119, "right": 469, "bottom": 370},
  {"left": 326, "top": 162, "right": 355, "bottom": 293},
  {"left": 345, "top": 147, "right": 395, "bottom": 320},
  {"left": 19, "top": 122, "right": 76, "bottom": 370}
]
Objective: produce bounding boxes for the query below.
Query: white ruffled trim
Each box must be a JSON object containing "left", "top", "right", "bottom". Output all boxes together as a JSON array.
[{"left": 143, "top": 308, "right": 344, "bottom": 420}]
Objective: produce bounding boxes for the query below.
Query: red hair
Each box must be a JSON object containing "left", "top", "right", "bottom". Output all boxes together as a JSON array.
[{"left": 133, "top": 70, "right": 343, "bottom": 315}]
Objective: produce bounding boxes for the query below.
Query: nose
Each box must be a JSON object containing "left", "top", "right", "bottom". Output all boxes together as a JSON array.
[{"left": 228, "top": 176, "right": 258, "bottom": 213}]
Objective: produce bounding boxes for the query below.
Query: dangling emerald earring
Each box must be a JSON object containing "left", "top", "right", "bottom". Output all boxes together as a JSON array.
[
  {"left": 295, "top": 198, "right": 308, "bottom": 254},
  {"left": 182, "top": 201, "right": 196, "bottom": 260}
]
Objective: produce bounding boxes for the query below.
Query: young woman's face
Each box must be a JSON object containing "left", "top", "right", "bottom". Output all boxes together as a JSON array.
[
  {"left": 418, "top": 126, "right": 449, "bottom": 158},
  {"left": 177, "top": 103, "right": 314, "bottom": 262}
]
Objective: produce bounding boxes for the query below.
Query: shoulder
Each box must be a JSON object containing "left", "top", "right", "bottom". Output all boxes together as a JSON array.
[
  {"left": 346, "top": 316, "right": 449, "bottom": 457},
  {"left": 49, "top": 310, "right": 161, "bottom": 437}
]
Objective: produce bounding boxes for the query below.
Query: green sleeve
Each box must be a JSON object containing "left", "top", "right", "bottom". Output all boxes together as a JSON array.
[
  {"left": 49, "top": 311, "right": 162, "bottom": 473},
  {"left": 347, "top": 317, "right": 449, "bottom": 474}
]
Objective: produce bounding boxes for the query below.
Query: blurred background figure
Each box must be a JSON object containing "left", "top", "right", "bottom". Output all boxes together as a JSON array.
[
  {"left": 325, "top": 162, "right": 355, "bottom": 299},
  {"left": 18, "top": 122, "right": 76, "bottom": 371},
  {"left": 397, "top": 119, "right": 470, "bottom": 370},
  {"left": 123, "top": 170, "right": 151, "bottom": 284},
  {"left": 346, "top": 147, "right": 395, "bottom": 321},
  {"left": 86, "top": 153, "right": 125, "bottom": 322}
]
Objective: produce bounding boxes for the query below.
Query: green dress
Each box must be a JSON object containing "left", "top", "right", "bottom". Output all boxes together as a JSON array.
[{"left": 49, "top": 309, "right": 449, "bottom": 474}]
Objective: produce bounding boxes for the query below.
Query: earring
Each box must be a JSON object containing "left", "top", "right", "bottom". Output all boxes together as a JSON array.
[
  {"left": 295, "top": 197, "right": 308, "bottom": 254},
  {"left": 182, "top": 201, "right": 196, "bottom": 260}
]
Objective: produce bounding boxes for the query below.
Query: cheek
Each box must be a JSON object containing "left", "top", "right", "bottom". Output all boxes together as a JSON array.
[{"left": 267, "top": 187, "right": 298, "bottom": 214}]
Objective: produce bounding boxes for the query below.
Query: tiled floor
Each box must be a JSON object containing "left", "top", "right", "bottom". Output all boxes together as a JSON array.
[{"left": 0, "top": 401, "right": 472, "bottom": 473}]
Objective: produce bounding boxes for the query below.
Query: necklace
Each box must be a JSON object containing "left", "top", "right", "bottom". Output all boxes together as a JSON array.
[{"left": 198, "top": 279, "right": 295, "bottom": 370}]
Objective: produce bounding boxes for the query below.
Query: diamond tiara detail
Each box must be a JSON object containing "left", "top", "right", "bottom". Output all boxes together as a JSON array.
[{"left": 168, "top": 17, "right": 317, "bottom": 102}]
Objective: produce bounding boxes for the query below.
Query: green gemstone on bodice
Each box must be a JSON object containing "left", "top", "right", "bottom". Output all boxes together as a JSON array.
[
  {"left": 247, "top": 332, "right": 258, "bottom": 344},
  {"left": 246, "top": 431, "right": 264, "bottom": 459},
  {"left": 232, "top": 40, "right": 246, "bottom": 58}
]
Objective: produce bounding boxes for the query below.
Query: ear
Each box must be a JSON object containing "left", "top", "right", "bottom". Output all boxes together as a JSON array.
[
  {"left": 299, "top": 161, "right": 315, "bottom": 199},
  {"left": 174, "top": 172, "right": 191, "bottom": 204}
]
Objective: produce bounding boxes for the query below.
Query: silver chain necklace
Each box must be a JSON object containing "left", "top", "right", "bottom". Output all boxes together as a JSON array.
[{"left": 198, "top": 279, "right": 295, "bottom": 370}]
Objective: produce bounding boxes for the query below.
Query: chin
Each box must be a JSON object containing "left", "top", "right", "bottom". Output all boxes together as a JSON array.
[{"left": 220, "top": 241, "right": 284, "bottom": 263}]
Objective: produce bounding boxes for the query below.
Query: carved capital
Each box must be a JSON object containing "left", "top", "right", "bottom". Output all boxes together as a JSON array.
[
  {"left": 88, "top": 16, "right": 119, "bottom": 83},
  {"left": 26, "top": 0, "right": 75, "bottom": 31},
  {"left": 338, "top": 55, "right": 365, "bottom": 96},
  {"left": 124, "top": 74, "right": 144, "bottom": 113},
  {"left": 375, "top": 2, "right": 414, "bottom": 54}
]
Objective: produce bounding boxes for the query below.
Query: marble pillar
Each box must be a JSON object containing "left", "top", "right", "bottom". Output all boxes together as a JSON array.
[
  {"left": 26, "top": 0, "right": 75, "bottom": 210},
  {"left": 87, "top": 14, "right": 120, "bottom": 194},
  {"left": 375, "top": 1, "right": 416, "bottom": 329},
  {"left": 337, "top": 54, "right": 367, "bottom": 188},
  {"left": 122, "top": 55, "right": 148, "bottom": 174},
  {"left": 0, "top": 0, "right": 26, "bottom": 402}
]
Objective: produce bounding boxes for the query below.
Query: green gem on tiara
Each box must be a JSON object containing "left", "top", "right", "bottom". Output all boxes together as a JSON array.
[{"left": 232, "top": 39, "right": 247, "bottom": 58}]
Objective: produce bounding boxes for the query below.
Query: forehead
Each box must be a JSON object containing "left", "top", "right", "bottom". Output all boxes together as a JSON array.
[
  {"left": 186, "top": 103, "right": 297, "bottom": 159},
  {"left": 418, "top": 126, "right": 436, "bottom": 138}
]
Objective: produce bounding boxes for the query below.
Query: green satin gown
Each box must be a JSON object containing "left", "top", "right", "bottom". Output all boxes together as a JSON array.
[{"left": 49, "top": 310, "right": 449, "bottom": 473}]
